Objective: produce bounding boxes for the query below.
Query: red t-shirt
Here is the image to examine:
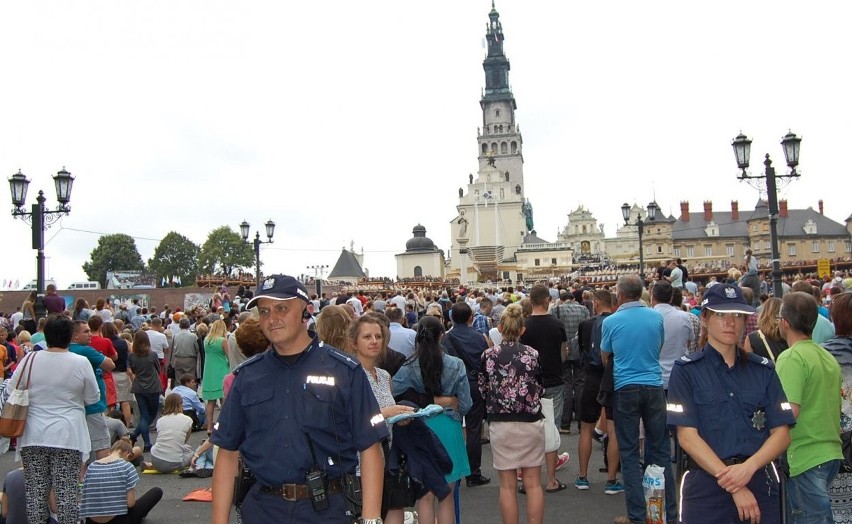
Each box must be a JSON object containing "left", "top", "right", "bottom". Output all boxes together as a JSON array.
[{"left": 90, "top": 336, "right": 118, "bottom": 407}]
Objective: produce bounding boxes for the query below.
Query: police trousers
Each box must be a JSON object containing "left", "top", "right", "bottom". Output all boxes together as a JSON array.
[
  {"left": 239, "top": 483, "right": 350, "bottom": 523},
  {"left": 680, "top": 465, "right": 782, "bottom": 524}
]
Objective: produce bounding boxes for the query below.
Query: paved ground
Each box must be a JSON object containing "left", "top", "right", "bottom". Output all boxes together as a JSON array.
[{"left": 0, "top": 429, "right": 631, "bottom": 523}]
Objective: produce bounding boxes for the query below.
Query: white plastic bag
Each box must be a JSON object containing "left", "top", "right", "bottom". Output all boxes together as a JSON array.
[
  {"left": 642, "top": 464, "right": 666, "bottom": 524},
  {"left": 540, "top": 397, "right": 561, "bottom": 453}
]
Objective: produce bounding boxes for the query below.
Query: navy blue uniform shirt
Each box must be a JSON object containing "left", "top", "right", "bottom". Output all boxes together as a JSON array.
[
  {"left": 667, "top": 345, "right": 795, "bottom": 461},
  {"left": 210, "top": 337, "right": 389, "bottom": 487}
]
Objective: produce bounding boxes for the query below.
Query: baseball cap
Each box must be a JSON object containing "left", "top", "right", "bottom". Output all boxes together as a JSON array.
[
  {"left": 245, "top": 275, "right": 310, "bottom": 310},
  {"left": 700, "top": 284, "right": 755, "bottom": 315}
]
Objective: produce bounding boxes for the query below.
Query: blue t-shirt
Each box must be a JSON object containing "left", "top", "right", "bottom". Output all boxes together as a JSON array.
[
  {"left": 69, "top": 343, "right": 107, "bottom": 414},
  {"left": 601, "top": 301, "right": 664, "bottom": 390}
]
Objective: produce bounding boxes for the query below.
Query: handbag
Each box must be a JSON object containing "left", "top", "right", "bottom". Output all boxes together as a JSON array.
[
  {"left": 383, "top": 453, "right": 417, "bottom": 511},
  {"left": 0, "top": 352, "right": 36, "bottom": 438}
]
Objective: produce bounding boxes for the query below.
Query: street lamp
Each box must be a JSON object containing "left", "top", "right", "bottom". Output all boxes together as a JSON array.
[
  {"left": 240, "top": 219, "right": 275, "bottom": 289},
  {"left": 8, "top": 167, "right": 75, "bottom": 294},
  {"left": 732, "top": 131, "right": 801, "bottom": 298},
  {"left": 307, "top": 264, "right": 328, "bottom": 297},
  {"left": 621, "top": 201, "right": 658, "bottom": 281}
]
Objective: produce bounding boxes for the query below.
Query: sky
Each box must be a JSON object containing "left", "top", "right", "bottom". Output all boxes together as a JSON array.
[{"left": 2, "top": 1, "right": 851, "bottom": 289}]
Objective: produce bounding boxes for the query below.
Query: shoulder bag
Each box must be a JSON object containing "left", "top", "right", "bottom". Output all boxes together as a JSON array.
[{"left": 0, "top": 352, "right": 36, "bottom": 438}]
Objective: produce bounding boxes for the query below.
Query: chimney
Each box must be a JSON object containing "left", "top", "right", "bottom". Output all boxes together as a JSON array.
[
  {"left": 680, "top": 201, "right": 690, "bottom": 222},
  {"left": 731, "top": 200, "right": 739, "bottom": 221},
  {"left": 819, "top": 199, "right": 824, "bottom": 215},
  {"left": 779, "top": 199, "right": 788, "bottom": 218},
  {"left": 703, "top": 201, "right": 713, "bottom": 222}
]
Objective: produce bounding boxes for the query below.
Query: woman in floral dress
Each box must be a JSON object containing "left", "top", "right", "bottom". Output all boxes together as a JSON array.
[{"left": 479, "top": 303, "right": 545, "bottom": 524}]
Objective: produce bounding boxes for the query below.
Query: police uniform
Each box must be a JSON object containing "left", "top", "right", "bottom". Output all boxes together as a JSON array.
[
  {"left": 211, "top": 336, "right": 389, "bottom": 523},
  {"left": 667, "top": 345, "right": 796, "bottom": 523}
]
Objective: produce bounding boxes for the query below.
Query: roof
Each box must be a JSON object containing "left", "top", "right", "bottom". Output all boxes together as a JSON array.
[
  {"left": 522, "top": 231, "right": 550, "bottom": 245},
  {"left": 672, "top": 206, "right": 849, "bottom": 241},
  {"left": 328, "top": 249, "right": 366, "bottom": 279}
]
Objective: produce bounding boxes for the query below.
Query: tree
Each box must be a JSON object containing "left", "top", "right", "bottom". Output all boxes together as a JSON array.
[
  {"left": 198, "top": 226, "right": 254, "bottom": 277},
  {"left": 148, "top": 232, "right": 200, "bottom": 287},
  {"left": 82, "top": 234, "right": 145, "bottom": 287}
]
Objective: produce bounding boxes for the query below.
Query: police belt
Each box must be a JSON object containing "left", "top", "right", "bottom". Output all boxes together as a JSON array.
[
  {"left": 685, "top": 456, "right": 750, "bottom": 474},
  {"left": 259, "top": 477, "right": 343, "bottom": 501}
]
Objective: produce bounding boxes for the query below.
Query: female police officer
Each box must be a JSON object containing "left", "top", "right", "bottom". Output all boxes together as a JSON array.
[
  {"left": 210, "top": 275, "right": 389, "bottom": 524},
  {"left": 667, "top": 284, "right": 795, "bottom": 523}
]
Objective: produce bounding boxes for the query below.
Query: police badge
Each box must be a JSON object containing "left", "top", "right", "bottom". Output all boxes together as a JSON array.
[{"left": 751, "top": 409, "right": 766, "bottom": 430}]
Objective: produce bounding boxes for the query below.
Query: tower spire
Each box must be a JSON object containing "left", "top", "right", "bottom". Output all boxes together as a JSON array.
[{"left": 483, "top": 3, "right": 511, "bottom": 99}]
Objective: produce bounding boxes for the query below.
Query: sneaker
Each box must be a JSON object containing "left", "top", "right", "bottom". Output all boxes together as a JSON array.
[
  {"left": 574, "top": 477, "right": 590, "bottom": 490},
  {"left": 558, "top": 425, "right": 572, "bottom": 434},
  {"left": 605, "top": 480, "right": 625, "bottom": 495},
  {"left": 403, "top": 511, "right": 416, "bottom": 524},
  {"left": 555, "top": 452, "right": 570, "bottom": 471},
  {"left": 592, "top": 428, "right": 605, "bottom": 443}
]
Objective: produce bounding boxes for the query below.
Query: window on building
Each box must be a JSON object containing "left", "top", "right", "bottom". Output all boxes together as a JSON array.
[
  {"left": 789, "top": 244, "right": 797, "bottom": 256},
  {"left": 765, "top": 241, "right": 770, "bottom": 250},
  {"left": 534, "top": 258, "right": 540, "bottom": 266},
  {"left": 727, "top": 246, "right": 734, "bottom": 257},
  {"left": 846, "top": 241, "right": 852, "bottom": 253},
  {"left": 763, "top": 224, "right": 769, "bottom": 232},
  {"left": 495, "top": 109, "right": 500, "bottom": 117},
  {"left": 705, "top": 246, "right": 712, "bottom": 257},
  {"left": 686, "top": 247, "right": 695, "bottom": 257},
  {"left": 674, "top": 248, "right": 681, "bottom": 257},
  {"left": 481, "top": 143, "right": 488, "bottom": 154},
  {"left": 657, "top": 245, "right": 663, "bottom": 254},
  {"left": 812, "top": 241, "right": 820, "bottom": 253},
  {"left": 501, "top": 142, "right": 508, "bottom": 154},
  {"left": 551, "top": 258, "right": 557, "bottom": 265},
  {"left": 582, "top": 225, "right": 587, "bottom": 234},
  {"left": 414, "top": 266, "right": 423, "bottom": 277},
  {"left": 828, "top": 241, "right": 836, "bottom": 253},
  {"left": 511, "top": 141, "right": 518, "bottom": 154},
  {"left": 491, "top": 142, "right": 497, "bottom": 153}
]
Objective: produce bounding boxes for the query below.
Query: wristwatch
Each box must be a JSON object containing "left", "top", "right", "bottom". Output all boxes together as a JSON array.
[{"left": 358, "top": 519, "right": 383, "bottom": 524}]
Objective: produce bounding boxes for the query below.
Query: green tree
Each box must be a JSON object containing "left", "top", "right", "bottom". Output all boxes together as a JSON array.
[
  {"left": 198, "top": 226, "right": 254, "bottom": 277},
  {"left": 82, "top": 234, "right": 145, "bottom": 287},
  {"left": 148, "top": 232, "right": 200, "bottom": 287}
]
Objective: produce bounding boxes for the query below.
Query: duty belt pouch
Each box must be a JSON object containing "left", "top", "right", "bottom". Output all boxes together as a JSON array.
[
  {"left": 233, "top": 456, "right": 256, "bottom": 507},
  {"left": 343, "top": 473, "right": 362, "bottom": 518}
]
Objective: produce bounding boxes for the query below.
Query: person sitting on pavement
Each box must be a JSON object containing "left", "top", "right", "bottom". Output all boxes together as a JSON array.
[
  {"left": 171, "top": 374, "right": 206, "bottom": 431},
  {"left": 146, "top": 393, "right": 193, "bottom": 473},
  {"left": 80, "top": 438, "right": 164, "bottom": 524}
]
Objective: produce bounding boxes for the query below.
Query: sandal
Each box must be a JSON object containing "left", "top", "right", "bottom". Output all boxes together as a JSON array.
[{"left": 546, "top": 481, "right": 568, "bottom": 493}]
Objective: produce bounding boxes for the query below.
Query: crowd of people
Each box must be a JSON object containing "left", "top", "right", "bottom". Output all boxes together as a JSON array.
[{"left": 0, "top": 258, "right": 850, "bottom": 523}]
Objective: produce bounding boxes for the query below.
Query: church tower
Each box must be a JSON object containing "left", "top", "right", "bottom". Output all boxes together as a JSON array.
[{"left": 450, "top": 2, "right": 529, "bottom": 283}]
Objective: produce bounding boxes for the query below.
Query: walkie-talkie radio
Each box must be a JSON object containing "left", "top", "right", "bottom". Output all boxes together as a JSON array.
[{"left": 305, "top": 433, "right": 330, "bottom": 512}]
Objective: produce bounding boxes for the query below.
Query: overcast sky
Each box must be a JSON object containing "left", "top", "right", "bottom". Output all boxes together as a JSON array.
[{"left": 2, "top": 1, "right": 851, "bottom": 290}]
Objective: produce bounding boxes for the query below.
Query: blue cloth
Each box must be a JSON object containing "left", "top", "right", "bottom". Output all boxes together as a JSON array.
[
  {"left": 210, "top": 338, "right": 389, "bottom": 488},
  {"left": 613, "top": 385, "right": 676, "bottom": 524},
  {"left": 667, "top": 346, "right": 796, "bottom": 461},
  {"left": 392, "top": 354, "right": 472, "bottom": 422},
  {"left": 386, "top": 404, "right": 443, "bottom": 424},
  {"left": 785, "top": 459, "right": 841, "bottom": 522},
  {"left": 68, "top": 343, "right": 107, "bottom": 414},
  {"left": 601, "top": 301, "right": 664, "bottom": 390},
  {"left": 388, "top": 407, "right": 454, "bottom": 501}
]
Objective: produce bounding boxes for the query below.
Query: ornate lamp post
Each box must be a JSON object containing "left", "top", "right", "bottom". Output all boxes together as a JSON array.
[
  {"left": 732, "top": 131, "right": 801, "bottom": 298},
  {"left": 8, "top": 167, "right": 75, "bottom": 294},
  {"left": 240, "top": 219, "right": 275, "bottom": 288},
  {"left": 307, "top": 264, "right": 328, "bottom": 297},
  {"left": 621, "top": 201, "right": 658, "bottom": 280}
]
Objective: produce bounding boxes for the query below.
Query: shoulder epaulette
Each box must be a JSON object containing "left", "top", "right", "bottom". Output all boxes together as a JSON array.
[
  {"left": 327, "top": 346, "right": 360, "bottom": 369},
  {"left": 232, "top": 353, "right": 264, "bottom": 375},
  {"left": 745, "top": 351, "right": 775, "bottom": 368},
  {"left": 674, "top": 351, "right": 705, "bottom": 366}
]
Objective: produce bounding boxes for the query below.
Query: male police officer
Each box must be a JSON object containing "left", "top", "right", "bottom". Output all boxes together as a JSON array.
[{"left": 211, "top": 275, "right": 389, "bottom": 524}]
